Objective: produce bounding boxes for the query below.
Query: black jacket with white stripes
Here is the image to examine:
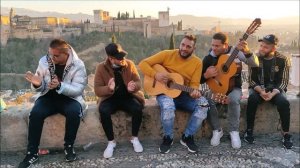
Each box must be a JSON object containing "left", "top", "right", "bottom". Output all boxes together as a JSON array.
[{"left": 248, "top": 51, "right": 290, "bottom": 92}]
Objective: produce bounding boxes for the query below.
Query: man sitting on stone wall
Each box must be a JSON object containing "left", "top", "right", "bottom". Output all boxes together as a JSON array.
[
  {"left": 94, "top": 43, "right": 145, "bottom": 158},
  {"left": 244, "top": 34, "right": 293, "bottom": 149},
  {"left": 18, "top": 38, "right": 87, "bottom": 168}
]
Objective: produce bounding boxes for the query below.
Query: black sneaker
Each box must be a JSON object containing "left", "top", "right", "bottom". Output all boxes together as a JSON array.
[
  {"left": 282, "top": 134, "right": 293, "bottom": 149},
  {"left": 18, "top": 152, "right": 38, "bottom": 168},
  {"left": 64, "top": 145, "right": 77, "bottom": 162},
  {"left": 159, "top": 136, "right": 173, "bottom": 154},
  {"left": 243, "top": 130, "right": 254, "bottom": 144},
  {"left": 180, "top": 134, "right": 198, "bottom": 153}
]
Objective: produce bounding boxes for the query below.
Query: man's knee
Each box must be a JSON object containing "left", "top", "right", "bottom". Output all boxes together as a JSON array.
[
  {"left": 29, "top": 108, "right": 46, "bottom": 120},
  {"left": 161, "top": 110, "right": 175, "bottom": 121},
  {"left": 248, "top": 93, "right": 260, "bottom": 104},
  {"left": 64, "top": 102, "right": 81, "bottom": 119},
  {"left": 193, "top": 107, "right": 208, "bottom": 120},
  {"left": 128, "top": 103, "right": 144, "bottom": 116},
  {"left": 99, "top": 107, "right": 111, "bottom": 118}
]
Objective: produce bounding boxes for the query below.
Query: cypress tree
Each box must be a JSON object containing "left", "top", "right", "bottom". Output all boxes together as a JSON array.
[
  {"left": 169, "top": 33, "right": 175, "bottom": 49},
  {"left": 111, "top": 33, "right": 117, "bottom": 43}
]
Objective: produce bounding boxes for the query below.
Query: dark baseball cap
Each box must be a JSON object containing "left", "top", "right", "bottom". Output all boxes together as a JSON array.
[
  {"left": 258, "top": 34, "right": 278, "bottom": 45},
  {"left": 105, "top": 43, "right": 128, "bottom": 60}
]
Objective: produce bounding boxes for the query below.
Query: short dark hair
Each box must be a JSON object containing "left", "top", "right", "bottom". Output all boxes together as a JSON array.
[
  {"left": 213, "top": 32, "right": 228, "bottom": 44},
  {"left": 49, "top": 39, "right": 69, "bottom": 54},
  {"left": 183, "top": 34, "right": 197, "bottom": 45}
]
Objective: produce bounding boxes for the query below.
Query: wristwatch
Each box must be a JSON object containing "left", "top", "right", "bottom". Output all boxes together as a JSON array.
[{"left": 56, "top": 82, "right": 61, "bottom": 90}]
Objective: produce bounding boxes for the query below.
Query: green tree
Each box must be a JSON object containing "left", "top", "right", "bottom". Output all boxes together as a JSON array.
[
  {"left": 133, "top": 10, "right": 135, "bottom": 19},
  {"left": 169, "top": 33, "right": 175, "bottom": 49},
  {"left": 117, "top": 11, "right": 121, "bottom": 20},
  {"left": 126, "top": 12, "right": 129, "bottom": 19}
]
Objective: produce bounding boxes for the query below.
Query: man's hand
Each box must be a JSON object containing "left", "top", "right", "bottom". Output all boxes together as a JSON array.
[
  {"left": 48, "top": 75, "right": 60, "bottom": 90},
  {"left": 25, "top": 71, "right": 42, "bottom": 87},
  {"left": 259, "top": 90, "right": 271, "bottom": 101},
  {"left": 155, "top": 72, "right": 169, "bottom": 84},
  {"left": 127, "top": 80, "right": 136, "bottom": 92},
  {"left": 190, "top": 89, "right": 201, "bottom": 99},
  {"left": 204, "top": 66, "right": 218, "bottom": 79},
  {"left": 236, "top": 40, "right": 250, "bottom": 54},
  {"left": 108, "top": 78, "right": 115, "bottom": 91},
  {"left": 264, "top": 91, "right": 278, "bottom": 101}
]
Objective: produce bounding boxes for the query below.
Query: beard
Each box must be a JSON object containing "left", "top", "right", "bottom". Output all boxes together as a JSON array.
[
  {"left": 112, "top": 63, "right": 122, "bottom": 69},
  {"left": 259, "top": 51, "right": 273, "bottom": 58},
  {"left": 179, "top": 49, "right": 193, "bottom": 59}
]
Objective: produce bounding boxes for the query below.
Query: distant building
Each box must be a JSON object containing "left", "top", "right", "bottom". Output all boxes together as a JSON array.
[
  {"left": 0, "top": 8, "right": 79, "bottom": 46},
  {"left": 87, "top": 9, "right": 173, "bottom": 38},
  {"left": 158, "top": 11, "right": 169, "bottom": 27},
  {"left": 1, "top": 15, "right": 10, "bottom": 25},
  {"left": 1, "top": 15, "right": 10, "bottom": 45},
  {"left": 94, "top": 9, "right": 110, "bottom": 25}
]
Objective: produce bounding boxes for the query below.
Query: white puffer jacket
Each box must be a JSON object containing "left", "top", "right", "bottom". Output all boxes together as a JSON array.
[{"left": 32, "top": 47, "right": 88, "bottom": 115}]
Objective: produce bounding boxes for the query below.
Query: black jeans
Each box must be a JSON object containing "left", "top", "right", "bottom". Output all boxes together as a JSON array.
[
  {"left": 27, "top": 94, "right": 81, "bottom": 154},
  {"left": 246, "top": 89, "right": 290, "bottom": 132},
  {"left": 99, "top": 96, "right": 143, "bottom": 141}
]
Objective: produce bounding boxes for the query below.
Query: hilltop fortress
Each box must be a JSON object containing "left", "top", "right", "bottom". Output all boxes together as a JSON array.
[{"left": 1, "top": 8, "right": 220, "bottom": 46}]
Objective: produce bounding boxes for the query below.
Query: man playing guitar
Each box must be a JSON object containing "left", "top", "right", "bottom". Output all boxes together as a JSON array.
[
  {"left": 139, "top": 34, "right": 209, "bottom": 154},
  {"left": 201, "top": 32, "right": 259, "bottom": 149}
]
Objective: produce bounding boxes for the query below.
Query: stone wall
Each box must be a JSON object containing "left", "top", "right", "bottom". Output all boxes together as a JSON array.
[{"left": 1, "top": 96, "right": 299, "bottom": 152}]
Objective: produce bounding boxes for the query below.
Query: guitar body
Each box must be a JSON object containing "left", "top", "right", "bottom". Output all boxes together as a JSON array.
[
  {"left": 143, "top": 64, "right": 184, "bottom": 98},
  {"left": 144, "top": 64, "right": 229, "bottom": 103},
  {"left": 206, "top": 18, "right": 262, "bottom": 95},
  {"left": 206, "top": 54, "right": 237, "bottom": 95}
]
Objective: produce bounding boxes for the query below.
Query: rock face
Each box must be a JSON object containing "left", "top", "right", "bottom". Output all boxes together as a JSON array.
[{"left": 1, "top": 97, "right": 299, "bottom": 152}]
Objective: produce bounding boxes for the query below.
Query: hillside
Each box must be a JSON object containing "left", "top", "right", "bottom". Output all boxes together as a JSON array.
[{"left": 1, "top": 7, "right": 93, "bottom": 22}]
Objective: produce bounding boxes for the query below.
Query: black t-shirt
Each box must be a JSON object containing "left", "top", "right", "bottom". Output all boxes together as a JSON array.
[
  {"left": 44, "top": 64, "right": 66, "bottom": 97},
  {"left": 111, "top": 67, "right": 131, "bottom": 99}
]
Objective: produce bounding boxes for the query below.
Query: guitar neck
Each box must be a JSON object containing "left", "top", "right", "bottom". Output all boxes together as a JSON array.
[
  {"left": 170, "top": 83, "right": 197, "bottom": 94},
  {"left": 224, "top": 33, "right": 249, "bottom": 67}
]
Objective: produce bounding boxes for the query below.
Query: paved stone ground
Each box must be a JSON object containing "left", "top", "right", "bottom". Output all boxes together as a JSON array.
[{"left": 1, "top": 133, "right": 299, "bottom": 168}]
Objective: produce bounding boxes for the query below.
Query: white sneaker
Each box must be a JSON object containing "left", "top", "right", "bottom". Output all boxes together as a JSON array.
[
  {"left": 210, "top": 129, "right": 223, "bottom": 146},
  {"left": 130, "top": 137, "right": 143, "bottom": 153},
  {"left": 230, "top": 131, "right": 241, "bottom": 149},
  {"left": 103, "top": 141, "right": 116, "bottom": 158}
]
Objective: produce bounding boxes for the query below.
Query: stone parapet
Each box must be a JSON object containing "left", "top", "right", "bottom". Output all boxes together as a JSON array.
[{"left": 1, "top": 96, "right": 299, "bottom": 152}]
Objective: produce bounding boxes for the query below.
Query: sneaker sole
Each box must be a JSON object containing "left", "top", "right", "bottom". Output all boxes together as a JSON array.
[
  {"left": 29, "top": 160, "right": 38, "bottom": 168},
  {"left": 159, "top": 147, "right": 170, "bottom": 154},
  {"left": 65, "top": 157, "right": 77, "bottom": 162},
  {"left": 282, "top": 139, "right": 293, "bottom": 149},
  {"left": 180, "top": 140, "right": 197, "bottom": 153},
  {"left": 25, "top": 157, "right": 39, "bottom": 168},
  {"left": 159, "top": 141, "right": 173, "bottom": 154},
  {"left": 243, "top": 138, "right": 254, "bottom": 144},
  {"left": 282, "top": 144, "right": 292, "bottom": 149}
]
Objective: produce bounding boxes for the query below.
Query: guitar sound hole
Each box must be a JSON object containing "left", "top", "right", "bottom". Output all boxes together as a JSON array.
[
  {"left": 222, "top": 65, "right": 228, "bottom": 73},
  {"left": 166, "top": 80, "right": 174, "bottom": 88}
]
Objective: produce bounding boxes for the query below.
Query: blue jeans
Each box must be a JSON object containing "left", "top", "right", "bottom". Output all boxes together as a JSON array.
[{"left": 156, "top": 92, "right": 208, "bottom": 139}]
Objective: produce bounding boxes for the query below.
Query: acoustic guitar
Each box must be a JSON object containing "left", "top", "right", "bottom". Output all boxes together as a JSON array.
[
  {"left": 143, "top": 64, "right": 228, "bottom": 104},
  {"left": 206, "top": 18, "right": 261, "bottom": 95}
]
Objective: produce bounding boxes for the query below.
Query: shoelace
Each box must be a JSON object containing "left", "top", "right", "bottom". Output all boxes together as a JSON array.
[{"left": 24, "top": 154, "right": 37, "bottom": 163}]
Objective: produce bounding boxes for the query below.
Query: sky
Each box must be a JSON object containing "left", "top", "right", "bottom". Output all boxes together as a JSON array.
[{"left": 1, "top": 0, "right": 299, "bottom": 19}]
